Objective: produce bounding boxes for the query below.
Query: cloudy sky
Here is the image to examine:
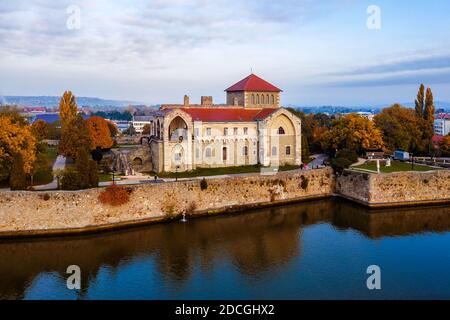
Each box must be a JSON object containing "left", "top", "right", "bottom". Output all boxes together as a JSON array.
[{"left": 1, "top": 0, "right": 450, "bottom": 106}]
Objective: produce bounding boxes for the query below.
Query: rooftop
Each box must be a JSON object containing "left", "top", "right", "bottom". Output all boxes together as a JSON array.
[{"left": 225, "top": 74, "right": 282, "bottom": 93}]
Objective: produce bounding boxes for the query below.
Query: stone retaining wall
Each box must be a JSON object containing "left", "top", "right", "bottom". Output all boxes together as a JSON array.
[
  {"left": 0, "top": 168, "right": 335, "bottom": 234},
  {"left": 337, "top": 169, "right": 450, "bottom": 205}
]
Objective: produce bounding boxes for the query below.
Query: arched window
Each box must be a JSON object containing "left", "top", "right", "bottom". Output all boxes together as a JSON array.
[
  {"left": 251, "top": 94, "right": 255, "bottom": 104},
  {"left": 243, "top": 146, "right": 248, "bottom": 156},
  {"left": 267, "top": 94, "right": 270, "bottom": 104},
  {"left": 222, "top": 147, "right": 227, "bottom": 161},
  {"left": 278, "top": 127, "right": 285, "bottom": 135},
  {"left": 271, "top": 95, "right": 275, "bottom": 104},
  {"left": 256, "top": 95, "right": 260, "bottom": 104},
  {"left": 261, "top": 95, "right": 265, "bottom": 104}
]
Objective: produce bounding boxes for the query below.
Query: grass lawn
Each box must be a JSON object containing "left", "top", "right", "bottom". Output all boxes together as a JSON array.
[
  {"left": 157, "top": 164, "right": 300, "bottom": 179},
  {"left": 98, "top": 173, "right": 128, "bottom": 182},
  {"left": 32, "top": 146, "right": 58, "bottom": 185},
  {"left": 353, "top": 160, "right": 438, "bottom": 173}
]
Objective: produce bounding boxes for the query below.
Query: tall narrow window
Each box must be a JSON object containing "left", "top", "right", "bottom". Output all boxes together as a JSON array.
[
  {"left": 251, "top": 94, "right": 255, "bottom": 104},
  {"left": 233, "top": 127, "right": 238, "bottom": 135},
  {"left": 271, "top": 95, "right": 275, "bottom": 104},
  {"left": 285, "top": 146, "right": 291, "bottom": 155},
  {"left": 194, "top": 128, "right": 199, "bottom": 137},
  {"left": 206, "top": 128, "right": 211, "bottom": 136},
  {"left": 256, "top": 95, "right": 260, "bottom": 104},
  {"left": 244, "top": 127, "right": 248, "bottom": 135},
  {"left": 223, "top": 128, "right": 228, "bottom": 136},
  {"left": 206, "top": 148, "right": 212, "bottom": 158},
  {"left": 272, "top": 146, "right": 277, "bottom": 156},
  {"left": 243, "top": 146, "right": 248, "bottom": 156},
  {"left": 267, "top": 94, "right": 270, "bottom": 104},
  {"left": 222, "top": 147, "right": 227, "bottom": 161},
  {"left": 261, "top": 95, "right": 265, "bottom": 104}
]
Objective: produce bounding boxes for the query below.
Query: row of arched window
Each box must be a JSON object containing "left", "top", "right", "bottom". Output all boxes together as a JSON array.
[{"left": 251, "top": 93, "right": 275, "bottom": 105}]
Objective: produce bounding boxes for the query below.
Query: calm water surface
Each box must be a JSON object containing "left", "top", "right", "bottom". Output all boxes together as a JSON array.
[{"left": 1, "top": 199, "right": 449, "bottom": 300}]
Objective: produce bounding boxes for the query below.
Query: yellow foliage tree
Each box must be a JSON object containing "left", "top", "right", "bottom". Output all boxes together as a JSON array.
[
  {"left": 321, "top": 114, "right": 384, "bottom": 153},
  {"left": 439, "top": 134, "right": 450, "bottom": 156},
  {"left": 59, "top": 91, "right": 78, "bottom": 125},
  {"left": 86, "top": 116, "right": 114, "bottom": 150},
  {"left": 0, "top": 115, "right": 37, "bottom": 181}
]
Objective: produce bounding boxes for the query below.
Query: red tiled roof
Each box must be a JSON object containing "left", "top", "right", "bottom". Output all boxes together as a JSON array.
[
  {"left": 176, "top": 107, "right": 279, "bottom": 122},
  {"left": 432, "top": 135, "right": 444, "bottom": 144},
  {"left": 225, "top": 74, "right": 282, "bottom": 92}
]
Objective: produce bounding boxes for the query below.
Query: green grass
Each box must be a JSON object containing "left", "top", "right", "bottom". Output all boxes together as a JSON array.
[
  {"left": 32, "top": 146, "right": 58, "bottom": 185},
  {"left": 98, "top": 173, "right": 128, "bottom": 182},
  {"left": 353, "top": 160, "right": 438, "bottom": 173},
  {"left": 157, "top": 164, "right": 300, "bottom": 178}
]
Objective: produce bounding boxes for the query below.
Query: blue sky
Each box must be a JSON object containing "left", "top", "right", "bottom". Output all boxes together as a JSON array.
[{"left": 0, "top": 0, "right": 449, "bottom": 106}]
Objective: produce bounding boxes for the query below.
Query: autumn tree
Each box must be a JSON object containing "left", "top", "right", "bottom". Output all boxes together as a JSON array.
[
  {"left": 374, "top": 104, "right": 421, "bottom": 152},
  {"left": 86, "top": 116, "right": 114, "bottom": 150},
  {"left": 439, "top": 134, "right": 450, "bottom": 156},
  {"left": 107, "top": 121, "right": 119, "bottom": 137},
  {"left": 59, "top": 91, "right": 78, "bottom": 125},
  {"left": 142, "top": 123, "right": 151, "bottom": 135},
  {"left": 415, "top": 84, "right": 425, "bottom": 118},
  {"left": 31, "top": 120, "right": 49, "bottom": 141},
  {"left": 59, "top": 114, "right": 92, "bottom": 160},
  {"left": 413, "top": 84, "right": 435, "bottom": 154},
  {"left": 0, "top": 114, "right": 37, "bottom": 183},
  {"left": 321, "top": 114, "right": 384, "bottom": 154}
]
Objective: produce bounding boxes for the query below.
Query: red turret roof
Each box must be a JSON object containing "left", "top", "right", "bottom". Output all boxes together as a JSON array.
[{"left": 225, "top": 74, "right": 282, "bottom": 92}]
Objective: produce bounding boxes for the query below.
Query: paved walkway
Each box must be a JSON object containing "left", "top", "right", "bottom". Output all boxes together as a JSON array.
[{"left": 34, "top": 155, "right": 66, "bottom": 191}]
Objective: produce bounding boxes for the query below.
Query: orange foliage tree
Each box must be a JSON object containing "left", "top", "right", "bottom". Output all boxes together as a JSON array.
[
  {"left": 86, "top": 116, "right": 114, "bottom": 150},
  {"left": 31, "top": 119, "right": 49, "bottom": 141},
  {"left": 59, "top": 91, "right": 78, "bottom": 125}
]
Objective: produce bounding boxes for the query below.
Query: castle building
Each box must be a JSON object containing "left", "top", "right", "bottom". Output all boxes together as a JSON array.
[{"left": 147, "top": 74, "right": 302, "bottom": 173}]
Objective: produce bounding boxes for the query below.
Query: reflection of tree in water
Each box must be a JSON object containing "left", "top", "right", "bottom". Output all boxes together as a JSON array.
[{"left": 0, "top": 199, "right": 448, "bottom": 298}]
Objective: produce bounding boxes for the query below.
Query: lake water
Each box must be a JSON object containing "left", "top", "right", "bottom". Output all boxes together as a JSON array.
[{"left": 1, "top": 198, "right": 449, "bottom": 300}]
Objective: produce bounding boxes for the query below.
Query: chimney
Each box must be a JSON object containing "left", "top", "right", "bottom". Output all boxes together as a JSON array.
[
  {"left": 201, "top": 96, "right": 213, "bottom": 107},
  {"left": 184, "top": 95, "right": 189, "bottom": 107}
]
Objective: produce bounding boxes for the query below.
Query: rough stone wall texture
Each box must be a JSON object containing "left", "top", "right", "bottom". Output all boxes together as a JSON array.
[
  {"left": 338, "top": 169, "right": 450, "bottom": 204},
  {"left": 0, "top": 168, "right": 335, "bottom": 233}
]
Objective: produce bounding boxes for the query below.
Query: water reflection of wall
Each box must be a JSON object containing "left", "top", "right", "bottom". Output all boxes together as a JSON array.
[{"left": 0, "top": 200, "right": 448, "bottom": 299}]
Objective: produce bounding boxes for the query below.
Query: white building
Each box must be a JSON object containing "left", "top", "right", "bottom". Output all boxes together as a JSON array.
[
  {"left": 132, "top": 116, "right": 153, "bottom": 134},
  {"left": 434, "top": 117, "right": 450, "bottom": 136}
]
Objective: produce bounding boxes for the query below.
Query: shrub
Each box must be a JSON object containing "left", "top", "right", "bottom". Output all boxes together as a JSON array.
[
  {"left": 331, "top": 157, "right": 353, "bottom": 174},
  {"left": 300, "top": 175, "right": 309, "bottom": 190},
  {"left": 60, "top": 167, "right": 82, "bottom": 190},
  {"left": 41, "top": 193, "right": 50, "bottom": 201},
  {"left": 336, "top": 148, "right": 359, "bottom": 163},
  {"left": 99, "top": 184, "right": 130, "bottom": 206},
  {"left": 200, "top": 178, "right": 208, "bottom": 190}
]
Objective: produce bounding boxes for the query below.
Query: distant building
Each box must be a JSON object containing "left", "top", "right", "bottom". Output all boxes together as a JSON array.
[
  {"left": 364, "top": 148, "right": 385, "bottom": 160},
  {"left": 338, "top": 111, "right": 374, "bottom": 121},
  {"left": 434, "top": 114, "right": 450, "bottom": 136},
  {"left": 110, "top": 120, "right": 130, "bottom": 133},
  {"left": 30, "top": 112, "right": 89, "bottom": 124},
  {"left": 132, "top": 115, "right": 154, "bottom": 134}
]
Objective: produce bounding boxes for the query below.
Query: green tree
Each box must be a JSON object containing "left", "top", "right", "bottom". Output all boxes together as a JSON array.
[{"left": 9, "top": 154, "right": 28, "bottom": 190}]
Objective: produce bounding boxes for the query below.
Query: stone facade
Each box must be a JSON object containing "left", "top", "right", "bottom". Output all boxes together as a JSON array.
[{"left": 0, "top": 168, "right": 334, "bottom": 234}]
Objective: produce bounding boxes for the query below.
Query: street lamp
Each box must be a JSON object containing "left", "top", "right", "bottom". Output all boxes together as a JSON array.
[
  {"left": 175, "top": 165, "right": 180, "bottom": 182},
  {"left": 112, "top": 170, "right": 115, "bottom": 185}
]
